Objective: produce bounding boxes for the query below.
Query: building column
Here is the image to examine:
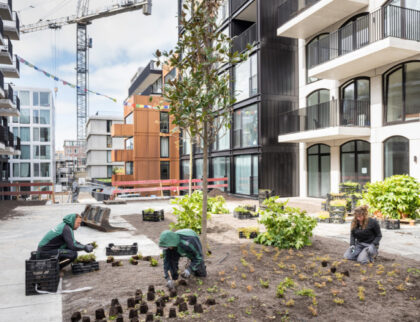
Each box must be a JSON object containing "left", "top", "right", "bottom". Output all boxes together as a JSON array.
[
  {"left": 370, "top": 141, "right": 383, "bottom": 183},
  {"left": 330, "top": 145, "right": 340, "bottom": 193},
  {"left": 410, "top": 138, "right": 420, "bottom": 181},
  {"left": 299, "top": 142, "right": 307, "bottom": 197}
]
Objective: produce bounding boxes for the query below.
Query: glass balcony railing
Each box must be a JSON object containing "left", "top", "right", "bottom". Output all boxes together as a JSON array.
[
  {"left": 232, "top": 23, "right": 257, "bottom": 53},
  {"left": 278, "top": 100, "right": 370, "bottom": 135},
  {"left": 277, "top": 0, "right": 320, "bottom": 27},
  {"left": 307, "top": 5, "right": 420, "bottom": 69}
]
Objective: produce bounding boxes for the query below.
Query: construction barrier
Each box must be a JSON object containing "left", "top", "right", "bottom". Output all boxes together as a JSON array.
[
  {"left": 0, "top": 182, "right": 55, "bottom": 202},
  {"left": 81, "top": 205, "right": 125, "bottom": 232},
  {"left": 112, "top": 177, "right": 228, "bottom": 197}
]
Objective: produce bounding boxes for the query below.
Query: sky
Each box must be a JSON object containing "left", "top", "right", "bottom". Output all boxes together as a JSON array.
[{"left": 14, "top": 0, "right": 178, "bottom": 149}]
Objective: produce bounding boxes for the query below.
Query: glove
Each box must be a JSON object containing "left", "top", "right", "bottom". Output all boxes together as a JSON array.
[
  {"left": 166, "top": 279, "right": 175, "bottom": 289},
  {"left": 84, "top": 244, "right": 94, "bottom": 253},
  {"left": 181, "top": 268, "right": 191, "bottom": 279}
]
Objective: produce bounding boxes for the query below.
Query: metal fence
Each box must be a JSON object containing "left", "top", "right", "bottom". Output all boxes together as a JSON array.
[
  {"left": 232, "top": 23, "right": 257, "bottom": 53},
  {"left": 278, "top": 0, "right": 319, "bottom": 27}
]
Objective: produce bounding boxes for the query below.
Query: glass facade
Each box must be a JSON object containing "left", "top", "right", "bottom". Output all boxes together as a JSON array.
[
  {"left": 160, "top": 112, "right": 169, "bottom": 133},
  {"left": 384, "top": 136, "right": 409, "bottom": 178},
  {"left": 213, "top": 156, "right": 230, "bottom": 192},
  {"left": 307, "top": 144, "right": 330, "bottom": 198},
  {"left": 125, "top": 137, "right": 134, "bottom": 150},
  {"left": 125, "top": 162, "right": 133, "bottom": 175},
  {"left": 125, "top": 112, "right": 134, "bottom": 124},
  {"left": 160, "top": 137, "right": 169, "bottom": 158},
  {"left": 234, "top": 155, "right": 258, "bottom": 195},
  {"left": 234, "top": 53, "right": 258, "bottom": 102},
  {"left": 341, "top": 140, "right": 370, "bottom": 187},
  {"left": 233, "top": 104, "right": 258, "bottom": 148},
  {"left": 160, "top": 161, "right": 170, "bottom": 179}
]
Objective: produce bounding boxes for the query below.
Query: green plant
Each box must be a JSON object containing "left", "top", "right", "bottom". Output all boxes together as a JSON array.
[
  {"left": 362, "top": 175, "right": 420, "bottom": 219},
  {"left": 262, "top": 196, "right": 287, "bottom": 213},
  {"left": 276, "top": 277, "right": 295, "bottom": 298},
  {"left": 150, "top": 258, "right": 158, "bottom": 267},
  {"left": 407, "top": 267, "right": 420, "bottom": 276},
  {"left": 144, "top": 208, "right": 155, "bottom": 214},
  {"left": 208, "top": 195, "right": 229, "bottom": 214},
  {"left": 170, "top": 191, "right": 211, "bottom": 233},
  {"left": 317, "top": 211, "right": 330, "bottom": 220},
  {"left": 358, "top": 286, "right": 365, "bottom": 301},
  {"left": 259, "top": 278, "right": 269, "bottom": 288},
  {"left": 238, "top": 227, "right": 259, "bottom": 238},
  {"left": 90, "top": 241, "right": 98, "bottom": 249},
  {"left": 74, "top": 254, "right": 96, "bottom": 263},
  {"left": 255, "top": 204, "right": 317, "bottom": 249},
  {"left": 296, "top": 288, "right": 315, "bottom": 298},
  {"left": 234, "top": 206, "right": 248, "bottom": 213},
  {"left": 329, "top": 199, "right": 347, "bottom": 207}
]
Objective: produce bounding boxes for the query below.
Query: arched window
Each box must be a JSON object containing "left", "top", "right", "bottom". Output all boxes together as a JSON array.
[
  {"left": 384, "top": 61, "right": 420, "bottom": 123},
  {"left": 340, "top": 78, "right": 370, "bottom": 126},
  {"left": 307, "top": 144, "right": 330, "bottom": 198},
  {"left": 339, "top": 13, "right": 369, "bottom": 55},
  {"left": 306, "top": 89, "right": 330, "bottom": 130},
  {"left": 341, "top": 140, "right": 370, "bottom": 187},
  {"left": 384, "top": 136, "right": 409, "bottom": 177},
  {"left": 306, "top": 33, "right": 329, "bottom": 83}
]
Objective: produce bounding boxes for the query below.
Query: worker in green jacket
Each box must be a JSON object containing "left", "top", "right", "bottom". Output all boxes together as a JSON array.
[
  {"left": 37, "top": 213, "right": 93, "bottom": 269},
  {"left": 159, "top": 229, "right": 207, "bottom": 289}
]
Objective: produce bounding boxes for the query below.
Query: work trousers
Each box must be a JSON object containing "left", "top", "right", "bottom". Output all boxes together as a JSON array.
[{"left": 38, "top": 248, "right": 78, "bottom": 269}]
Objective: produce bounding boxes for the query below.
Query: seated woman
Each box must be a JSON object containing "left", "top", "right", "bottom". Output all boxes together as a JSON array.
[{"left": 344, "top": 205, "right": 382, "bottom": 264}]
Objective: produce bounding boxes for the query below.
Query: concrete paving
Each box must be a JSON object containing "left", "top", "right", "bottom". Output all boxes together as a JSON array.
[{"left": 0, "top": 199, "right": 419, "bottom": 322}]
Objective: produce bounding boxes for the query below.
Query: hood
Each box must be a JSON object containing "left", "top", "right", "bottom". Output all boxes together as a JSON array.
[
  {"left": 159, "top": 230, "right": 180, "bottom": 248},
  {"left": 63, "top": 213, "right": 78, "bottom": 229}
]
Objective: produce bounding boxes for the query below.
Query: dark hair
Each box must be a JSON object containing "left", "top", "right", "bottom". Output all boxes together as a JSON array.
[{"left": 351, "top": 205, "right": 369, "bottom": 230}]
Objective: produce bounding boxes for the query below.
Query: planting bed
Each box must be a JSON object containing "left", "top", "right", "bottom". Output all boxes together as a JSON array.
[
  {"left": 71, "top": 261, "right": 100, "bottom": 275},
  {"left": 62, "top": 212, "right": 420, "bottom": 321}
]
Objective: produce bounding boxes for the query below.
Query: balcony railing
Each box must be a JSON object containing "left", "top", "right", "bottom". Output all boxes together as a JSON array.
[
  {"left": 13, "top": 94, "right": 19, "bottom": 111},
  {"left": 278, "top": 100, "right": 370, "bottom": 135},
  {"left": 5, "top": 83, "right": 12, "bottom": 99},
  {"left": 0, "top": 125, "right": 6, "bottom": 144},
  {"left": 6, "top": 130, "right": 12, "bottom": 147},
  {"left": 277, "top": 0, "right": 319, "bottom": 27},
  {"left": 231, "top": 0, "right": 250, "bottom": 14},
  {"left": 14, "top": 136, "right": 20, "bottom": 151},
  {"left": 232, "top": 23, "right": 257, "bottom": 53},
  {"left": 14, "top": 11, "right": 19, "bottom": 34},
  {"left": 307, "top": 5, "right": 420, "bottom": 69},
  {"left": 8, "top": 0, "right": 12, "bottom": 13}
]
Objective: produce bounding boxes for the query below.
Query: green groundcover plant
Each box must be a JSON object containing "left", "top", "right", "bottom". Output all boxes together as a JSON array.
[
  {"left": 255, "top": 198, "right": 317, "bottom": 249},
  {"left": 170, "top": 191, "right": 229, "bottom": 233},
  {"left": 361, "top": 175, "right": 420, "bottom": 219}
]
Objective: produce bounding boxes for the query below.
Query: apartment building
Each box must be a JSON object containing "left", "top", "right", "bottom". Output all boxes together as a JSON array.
[
  {"left": 0, "top": 0, "right": 20, "bottom": 198},
  {"left": 63, "top": 140, "right": 86, "bottom": 173},
  {"left": 177, "top": 0, "right": 300, "bottom": 197},
  {"left": 111, "top": 61, "right": 180, "bottom": 191},
  {"left": 86, "top": 115, "right": 124, "bottom": 180},
  {"left": 9, "top": 88, "right": 55, "bottom": 189},
  {"left": 55, "top": 150, "right": 76, "bottom": 190},
  {"left": 277, "top": 0, "right": 420, "bottom": 198}
]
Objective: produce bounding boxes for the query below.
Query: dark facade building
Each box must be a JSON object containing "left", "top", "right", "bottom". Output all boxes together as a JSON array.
[{"left": 178, "top": 0, "right": 299, "bottom": 197}]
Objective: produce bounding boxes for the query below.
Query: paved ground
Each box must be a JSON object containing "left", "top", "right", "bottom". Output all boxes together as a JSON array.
[{"left": 0, "top": 197, "right": 419, "bottom": 322}]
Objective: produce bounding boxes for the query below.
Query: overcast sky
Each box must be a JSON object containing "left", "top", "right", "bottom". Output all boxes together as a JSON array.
[{"left": 14, "top": 0, "right": 178, "bottom": 149}]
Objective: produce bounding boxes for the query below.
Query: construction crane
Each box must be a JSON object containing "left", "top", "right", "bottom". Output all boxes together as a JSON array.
[{"left": 21, "top": 0, "right": 152, "bottom": 140}]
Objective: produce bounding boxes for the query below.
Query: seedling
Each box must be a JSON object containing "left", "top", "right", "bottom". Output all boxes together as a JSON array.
[
  {"left": 90, "top": 241, "right": 98, "bottom": 249},
  {"left": 335, "top": 272, "right": 344, "bottom": 281},
  {"left": 112, "top": 261, "right": 123, "bottom": 267},
  {"left": 276, "top": 277, "right": 295, "bottom": 298},
  {"left": 308, "top": 305, "right": 317, "bottom": 316},
  {"left": 358, "top": 286, "right": 365, "bottom": 301},
  {"left": 396, "top": 283, "right": 406, "bottom": 291},
  {"left": 296, "top": 288, "right": 315, "bottom": 298},
  {"left": 150, "top": 258, "right": 158, "bottom": 267},
  {"left": 277, "top": 262, "right": 285, "bottom": 269},
  {"left": 219, "top": 271, "right": 225, "bottom": 276},
  {"left": 314, "top": 282, "right": 326, "bottom": 288},
  {"left": 249, "top": 265, "right": 255, "bottom": 273},
  {"left": 285, "top": 299, "right": 294, "bottom": 307},
  {"left": 227, "top": 296, "right": 235, "bottom": 303},
  {"left": 298, "top": 273, "right": 307, "bottom": 280},
  {"left": 129, "top": 258, "right": 138, "bottom": 265},
  {"left": 245, "top": 307, "right": 252, "bottom": 315},
  {"left": 240, "top": 258, "right": 249, "bottom": 267},
  {"left": 333, "top": 297, "right": 344, "bottom": 305},
  {"left": 241, "top": 273, "right": 247, "bottom": 280},
  {"left": 407, "top": 268, "right": 420, "bottom": 276},
  {"left": 312, "top": 297, "right": 318, "bottom": 306},
  {"left": 228, "top": 314, "right": 235, "bottom": 319},
  {"left": 246, "top": 285, "right": 253, "bottom": 292},
  {"left": 259, "top": 279, "right": 269, "bottom": 288},
  {"left": 230, "top": 281, "right": 236, "bottom": 289},
  {"left": 207, "top": 285, "right": 218, "bottom": 293},
  {"left": 107, "top": 256, "right": 114, "bottom": 263},
  {"left": 74, "top": 254, "right": 96, "bottom": 264},
  {"left": 196, "top": 279, "right": 203, "bottom": 285},
  {"left": 330, "top": 288, "right": 340, "bottom": 296}
]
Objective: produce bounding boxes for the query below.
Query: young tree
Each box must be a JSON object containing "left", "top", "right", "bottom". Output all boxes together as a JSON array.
[{"left": 156, "top": 0, "right": 248, "bottom": 256}]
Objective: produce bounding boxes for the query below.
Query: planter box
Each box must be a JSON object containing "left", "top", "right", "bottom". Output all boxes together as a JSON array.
[
  {"left": 317, "top": 218, "right": 331, "bottom": 223},
  {"left": 329, "top": 206, "right": 346, "bottom": 213},
  {"left": 25, "top": 252, "right": 59, "bottom": 296},
  {"left": 233, "top": 210, "right": 254, "bottom": 219},
  {"left": 321, "top": 201, "right": 327, "bottom": 211},
  {"left": 330, "top": 215, "right": 345, "bottom": 224},
  {"left": 72, "top": 261, "right": 100, "bottom": 275},
  {"left": 106, "top": 243, "right": 138, "bottom": 256},
  {"left": 142, "top": 210, "right": 164, "bottom": 222},
  {"left": 238, "top": 231, "right": 259, "bottom": 239},
  {"left": 379, "top": 219, "right": 400, "bottom": 230}
]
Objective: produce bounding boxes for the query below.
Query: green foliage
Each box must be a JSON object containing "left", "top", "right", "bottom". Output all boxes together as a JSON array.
[
  {"left": 150, "top": 258, "right": 158, "bottom": 267},
  {"left": 296, "top": 288, "right": 316, "bottom": 298},
  {"left": 208, "top": 195, "right": 229, "bottom": 214},
  {"left": 237, "top": 227, "right": 259, "bottom": 238},
  {"left": 276, "top": 277, "right": 295, "bottom": 298},
  {"left": 362, "top": 175, "right": 420, "bottom": 219},
  {"left": 255, "top": 202, "right": 317, "bottom": 249},
  {"left": 259, "top": 278, "right": 269, "bottom": 288},
  {"left": 329, "top": 199, "right": 347, "bottom": 207},
  {"left": 262, "top": 196, "right": 287, "bottom": 213},
  {"left": 170, "top": 191, "right": 212, "bottom": 233},
  {"left": 317, "top": 211, "right": 330, "bottom": 220},
  {"left": 234, "top": 206, "right": 248, "bottom": 213},
  {"left": 74, "top": 254, "right": 96, "bottom": 264},
  {"left": 144, "top": 208, "right": 155, "bottom": 214}
]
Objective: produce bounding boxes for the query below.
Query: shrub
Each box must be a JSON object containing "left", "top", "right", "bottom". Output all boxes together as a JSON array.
[
  {"left": 329, "top": 199, "right": 347, "bottom": 207},
  {"left": 208, "top": 195, "right": 229, "bottom": 214},
  {"left": 144, "top": 208, "right": 155, "bottom": 214},
  {"left": 170, "top": 191, "right": 211, "bottom": 233},
  {"left": 361, "top": 175, "right": 420, "bottom": 219},
  {"left": 234, "top": 206, "right": 248, "bottom": 213},
  {"left": 317, "top": 211, "right": 330, "bottom": 220},
  {"left": 262, "top": 196, "right": 287, "bottom": 213},
  {"left": 255, "top": 202, "right": 317, "bottom": 249}
]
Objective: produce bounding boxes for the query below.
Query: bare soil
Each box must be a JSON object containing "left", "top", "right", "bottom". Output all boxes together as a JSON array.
[
  {"left": 62, "top": 212, "right": 420, "bottom": 322},
  {"left": 0, "top": 200, "right": 48, "bottom": 220}
]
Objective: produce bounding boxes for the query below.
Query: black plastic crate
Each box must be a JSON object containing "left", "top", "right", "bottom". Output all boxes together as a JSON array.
[
  {"left": 106, "top": 243, "right": 138, "bottom": 256},
  {"left": 142, "top": 210, "right": 164, "bottom": 222},
  {"left": 330, "top": 215, "right": 345, "bottom": 224},
  {"left": 72, "top": 261, "right": 100, "bottom": 275},
  {"left": 379, "top": 219, "right": 400, "bottom": 230},
  {"left": 233, "top": 210, "right": 253, "bottom": 219},
  {"left": 25, "top": 254, "right": 59, "bottom": 296},
  {"left": 317, "top": 218, "right": 331, "bottom": 223},
  {"left": 239, "top": 231, "right": 259, "bottom": 239}
]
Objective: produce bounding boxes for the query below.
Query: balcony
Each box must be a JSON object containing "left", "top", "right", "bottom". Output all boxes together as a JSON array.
[
  {"left": 307, "top": 5, "right": 420, "bottom": 80},
  {"left": 277, "top": 0, "right": 369, "bottom": 39},
  {"left": 277, "top": 100, "right": 371, "bottom": 143},
  {"left": 13, "top": 136, "right": 20, "bottom": 156},
  {"left": 0, "top": 37, "right": 13, "bottom": 65},
  {"left": 0, "top": 54, "right": 19, "bottom": 78},
  {"left": 0, "top": 0, "right": 12, "bottom": 21},
  {"left": 112, "top": 149, "right": 133, "bottom": 162},
  {"left": 0, "top": 84, "right": 18, "bottom": 117},
  {"left": 111, "top": 123, "right": 134, "bottom": 138},
  {"left": 3, "top": 11, "right": 19, "bottom": 40},
  {"left": 233, "top": 23, "right": 257, "bottom": 53},
  {"left": 128, "top": 60, "right": 162, "bottom": 97},
  {"left": 0, "top": 125, "right": 14, "bottom": 155},
  {"left": 232, "top": 0, "right": 250, "bottom": 14}
]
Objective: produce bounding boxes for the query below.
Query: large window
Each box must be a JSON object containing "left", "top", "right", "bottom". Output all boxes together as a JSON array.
[
  {"left": 19, "top": 91, "right": 30, "bottom": 106},
  {"left": 33, "top": 128, "right": 40, "bottom": 141},
  {"left": 107, "top": 151, "right": 112, "bottom": 163},
  {"left": 20, "top": 127, "right": 30, "bottom": 142},
  {"left": 40, "top": 128, "right": 50, "bottom": 142},
  {"left": 339, "top": 13, "right": 369, "bottom": 55},
  {"left": 40, "top": 110, "right": 50, "bottom": 124},
  {"left": 213, "top": 123, "right": 230, "bottom": 151},
  {"left": 33, "top": 110, "right": 39, "bottom": 123},
  {"left": 216, "top": 0, "right": 229, "bottom": 26},
  {"left": 40, "top": 163, "right": 50, "bottom": 177},
  {"left": 182, "top": 131, "right": 191, "bottom": 155},
  {"left": 20, "top": 109, "right": 30, "bottom": 124},
  {"left": 307, "top": 144, "right": 330, "bottom": 198},
  {"left": 20, "top": 163, "right": 31, "bottom": 177},
  {"left": 160, "top": 161, "right": 170, "bottom": 180},
  {"left": 181, "top": 160, "right": 190, "bottom": 180},
  {"left": 20, "top": 145, "right": 30, "bottom": 159},
  {"left": 306, "top": 33, "right": 329, "bottom": 83},
  {"left": 384, "top": 136, "right": 409, "bottom": 178},
  {"left": 152, "top": 77, "right": 162, "bottom": 94},
  {"left": 341, "top": 140, "right": 370, "bottom": 187},
  {"left": 164, "top": 68, "right": 176, "bottom": 85},
  {"left": 234, "top": 53, "right": 258, "bottom": 102},
  {"left": 195, "top": 159, "right": 203, "bottom": 179},
  {"left": 306, "top": 89, "right": 330, "bottom": 130},
  {"left": 125, "top": 162, "right": 133, "bottom": 175},
  {"left": 233, "top": 104, "right": 258, "bottom": 148},
  {"left": 160, "top": 112, "right": 169, "bottom": 133},
  {"left": 34, "top": 145, "right": 51, "bottom": 159},
  {"left": 40, "top": 92, "right": 50, "bottom": 107},
  {"left": 234, "top": 155, "right": 258, "bottom": 195},
  {"left": 212, "top": 157, "right": 230, "bottom": 192},
  {"left": 340, "top": 78, "right": 370, "bottom": 126},
  {"left": 106, "top": 135, "right": 112, "bottom": 148},
  {"left": 125, "top": 137, "right": 134, "bottom": 150},
  {"left": 33, "top": 92, "right": 39, "bottom": 106},
  {"left": 125, "top": 112, "right": 133, "bottom": 124},
  {"left": 160, "top": 137, "right": 169, "bottom": 158},
  {"left": 384, "top": 61, "right": 420, "bottom": 123}
]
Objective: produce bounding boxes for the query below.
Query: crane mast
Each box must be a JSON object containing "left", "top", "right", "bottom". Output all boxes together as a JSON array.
[{"left": 21, "top": 0, "right": 152, "bottom": 140}]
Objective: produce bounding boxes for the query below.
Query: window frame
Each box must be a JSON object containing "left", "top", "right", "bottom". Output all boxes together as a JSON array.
[{"left": 383, "top": 135, "right": 410, "bottom": 178}]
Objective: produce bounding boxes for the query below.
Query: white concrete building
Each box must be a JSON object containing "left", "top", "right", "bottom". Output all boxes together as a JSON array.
[
  {"left": 277, "top": 0, "right": 420, "bottom": 198},
  {"left": 86, "top": 115, "right": 124, "bottom": 179},
  {"left": 9, "top": 87, "right": 55, "bottom": 188}
]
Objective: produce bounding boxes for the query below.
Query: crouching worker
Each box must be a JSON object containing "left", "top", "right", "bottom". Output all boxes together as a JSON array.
[
  {"left": 344, "top": 205, "right": 382, "bottom": 264},
  {"left": 159, "top": 229, "right": 207, "bottom": 289},
  {"left": 37, "top": 213, "right": 93, "bottom": 269}
]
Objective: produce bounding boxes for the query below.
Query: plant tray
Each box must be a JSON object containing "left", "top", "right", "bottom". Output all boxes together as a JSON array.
[
  {"left": 106, "top": 243, "right": 138, "bottom": 256},
  {"left": 238, "top": 231, "right": 259, "bottom": 239},
  {"left": 25, "top": 253, "right": 59, "bottom": 296},
  {"left": 142, "top": 210, "right": 164, "bottom": 222},
  {"left": 330, "top": 216, "right": 345, "bottom": 224},
  {"left": 72, "top": 261, "right": 100, "bottom": 275},
  {"left": 233, "top": 210, "right": 255, "bottom": 219},
  {"left": 380, "top": 219, "right": 400, "bottom": 230},
  {"left": 317, "top": 218, "right": 331, "bottom": 223},
  {"left": 321, "top": 201, "right": 327, "bottom": 211}
]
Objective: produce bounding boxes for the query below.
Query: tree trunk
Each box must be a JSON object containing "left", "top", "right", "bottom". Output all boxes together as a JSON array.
[
  {"left": 188, "top": 135, "right": 193, "bottom": 195},
  {"left": 201, "top": 121, "right": 209, "bottom": 258}
]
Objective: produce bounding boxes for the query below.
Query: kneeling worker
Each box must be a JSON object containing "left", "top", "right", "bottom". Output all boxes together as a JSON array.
[
  {"left": 159, "top": 229, "right": 207, "bottom": 289},
  {"left": 37, "top": 213, "right": 93, "bottom": 268}
]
